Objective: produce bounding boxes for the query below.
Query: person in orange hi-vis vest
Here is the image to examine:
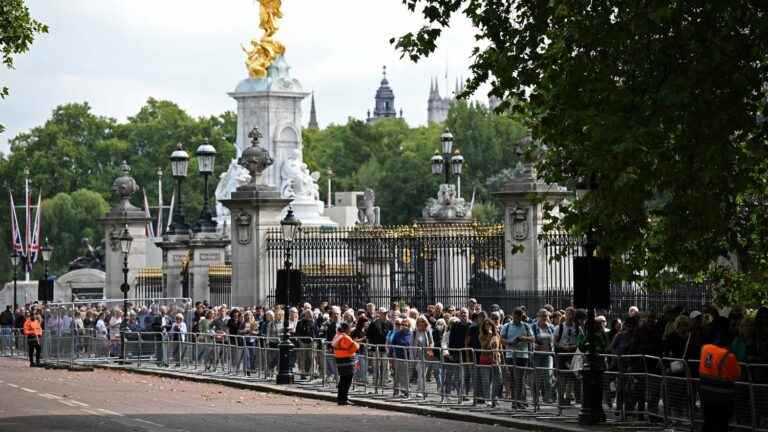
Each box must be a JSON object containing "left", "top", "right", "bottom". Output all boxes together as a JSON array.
[
  {"left": 332, "top": 322, "right": 359, "bottom": 405},
  {"left": 23, "top": 312, "right": 43, "bottom": 367},
  {"left": 699, "top": 340, "right": 741, "bottom": 432}
]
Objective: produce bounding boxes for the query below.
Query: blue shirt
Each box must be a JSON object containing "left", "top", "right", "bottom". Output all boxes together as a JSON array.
[{"left": 501, "top": 321, "right": 532, "bottom": 359}]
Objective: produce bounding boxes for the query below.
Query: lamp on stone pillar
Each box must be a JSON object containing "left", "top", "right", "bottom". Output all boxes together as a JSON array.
[
  {"left": 41, "top": 238, "right": 53, "bottom": 280},
  {"left": 430, "top": 129, "right": 463, "bottom": 186},
  {"left": 167, "top": 144, "right": 190, "bottom": 235},
  {"left": 424, "top": 128, "right": 473, "bottom": 222},
  {"left": 193, "top": 141, "right": 217, "bottom": 233},
  {"left": 440, "top": 130, "right": 454, "bottom": 185},
  {"left": 118, "top": 224, "right": 133, "bottom": 362},
  {"left": 577, "top": 175, "right": 608, "bottom": 426},
  {"left": 276, "top": 207, "right": 301, "bottom": 385},
  {"left": 451, "top": 149, "right": 464, "bottom": 196}
]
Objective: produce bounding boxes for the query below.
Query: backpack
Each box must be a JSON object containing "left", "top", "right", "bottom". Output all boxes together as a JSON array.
[{"left": 150, "top": 315, "right": 163, "bottom": 333}]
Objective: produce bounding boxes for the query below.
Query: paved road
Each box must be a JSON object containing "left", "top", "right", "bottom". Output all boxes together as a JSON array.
[{"left": 0, "top": 358, "right": 520, "bottom": 432}]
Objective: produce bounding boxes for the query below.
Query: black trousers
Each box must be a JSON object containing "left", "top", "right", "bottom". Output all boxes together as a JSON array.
[
  {"left": 336, "top": 358, "right": 355, "bottom": 403},
  {"left": 27, "top": 338, "right": 41, "bottom": 366},
  {"left": 700, "top": 379, "right": 734, "bottom": 432}
]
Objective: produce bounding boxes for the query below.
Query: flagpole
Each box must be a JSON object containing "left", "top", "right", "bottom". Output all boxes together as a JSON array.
[
  {"left": 24, "top": 168, "right": 30, "bottom": 282},
  {"left": 157, "top": 168, "right": 163, "bottom": 237},
  {"left": 165, "top": 182, "right": 175, "bottom": 233}
]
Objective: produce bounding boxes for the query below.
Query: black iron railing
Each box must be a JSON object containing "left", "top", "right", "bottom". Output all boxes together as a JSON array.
[{"left": 265, "top": 224, "right": 505, "bottom": 310}]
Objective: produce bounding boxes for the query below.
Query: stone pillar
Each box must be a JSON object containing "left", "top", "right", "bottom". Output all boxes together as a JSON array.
[
  {"left": 221, "top": 123, "right": 292, "bottom": 307},
  {"left": 188, "top": 234, "right": 228, "bottom": 304},
  {"left": 154, "top": 236, "right": 190, "bottom": 299},
  {"left": 100, "top": 161, "right": 150, "bottom": 300},
  {"left": 221, "top": 188, "right": 289, "bottom": 307},
  {"left": 494, "top": 165, "right": 569, "bottom": 292}
]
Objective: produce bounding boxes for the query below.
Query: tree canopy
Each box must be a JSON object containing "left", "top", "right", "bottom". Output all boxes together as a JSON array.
[
  {"left": 304, "top": 100, "right": 525, "bottom": 225},
  {"left": 0, "top": 99, "right": 236, "bottom": 278},
  {"left": 0, "top": 0, "right": 48, "bottom": 133},
  {"left": 394, "top": 0, "right": 768, "bottom": 301}
]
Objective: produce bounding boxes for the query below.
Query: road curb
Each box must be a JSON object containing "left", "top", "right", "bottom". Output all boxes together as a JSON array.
[{"left": 93, "top": 363, "right": 600, "bottom": 432}]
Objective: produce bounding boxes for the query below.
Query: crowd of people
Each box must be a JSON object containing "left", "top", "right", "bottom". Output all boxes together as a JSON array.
[{"left": 1, "top": 298, "right": 767, "bottom": 421}]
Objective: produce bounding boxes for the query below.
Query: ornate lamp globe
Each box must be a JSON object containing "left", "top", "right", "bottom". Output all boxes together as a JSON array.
[
  {"left": 119, "top": 225, "right": 133, "bottom": 255},
  {"left": 280, "top": 208, "right": 302, "bottom": 243},
  {"left": 170, "top": 144, "right": 190, "bottom": 178},
  {"left": 41, "top": 238, "right": 53, "bottom": 263},
  {"left": 431, "top": 151, "right": 443, "bottom": 175},
  {"left": 451, "top": 149, "right": 465, "bottom": 176},
  {"left": 440, "top": 129, "right": 454, "bottom": 155},
  {"left": 10, "top": 250, "right": 19, "bottom": 268},
  {"left": 196, "top": 141, "right": 217, "bottom": 175}
]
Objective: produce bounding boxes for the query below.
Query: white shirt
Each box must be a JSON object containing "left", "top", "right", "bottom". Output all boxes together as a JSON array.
[{"left": 169, "top": 321, "right": 188, "bottom": 342}]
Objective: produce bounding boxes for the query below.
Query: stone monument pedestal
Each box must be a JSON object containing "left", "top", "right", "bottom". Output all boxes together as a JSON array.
[{"left": 289, "top": 199, "right": 336, "bottom": 227}]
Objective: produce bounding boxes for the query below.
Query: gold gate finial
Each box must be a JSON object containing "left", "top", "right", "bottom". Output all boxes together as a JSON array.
[{"left": 242, "top": 0, "right": 286, "bottom": 79}]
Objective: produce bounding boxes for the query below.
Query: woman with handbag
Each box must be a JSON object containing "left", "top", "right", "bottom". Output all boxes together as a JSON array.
[
  {"left": 410, "top": 316, "right": 433, "bottom": 397},
  {"left": 664, "top": 315, "right": 691, "bottom": 419},
  {"left": 477, "top": 318, "right": 503, "bottom": 407}
]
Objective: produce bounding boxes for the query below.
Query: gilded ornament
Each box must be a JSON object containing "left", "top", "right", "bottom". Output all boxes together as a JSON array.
[{"left": 243, "top": 0, "right": 286, "bottom": 79}]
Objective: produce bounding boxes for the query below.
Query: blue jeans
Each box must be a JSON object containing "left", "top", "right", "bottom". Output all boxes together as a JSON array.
[{"left": 0, "top": 327, "right": 12, "bottom": 352}]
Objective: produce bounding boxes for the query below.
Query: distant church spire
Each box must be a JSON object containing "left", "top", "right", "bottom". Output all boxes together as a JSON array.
[{"left": 308, "top": 91, "right": 319, "bottom": 130}]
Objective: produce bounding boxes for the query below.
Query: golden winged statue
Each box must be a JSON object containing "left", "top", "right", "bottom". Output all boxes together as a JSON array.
[{"left": 243, "top": 0, "right": 286, "bottom": 79}]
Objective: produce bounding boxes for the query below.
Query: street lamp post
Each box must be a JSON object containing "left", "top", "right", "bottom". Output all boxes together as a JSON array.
[
  {"left": 10, "top": 251, "right": 19, "bottom": 326},
  {"left": 326, "top": 169, "right": 334, "bottom": 208},
  {"left": 578, "top": 175, "right": 607, "bottom": 426},
  {"left": 430, "top": 129, "right": 464, "bottom": 188},
  {"left": 276, "top": 208, "right": 301, "bottom": 385},
  {"left": 118, "top": 225, "right": 133, "bottom": 363},
  {"left": 167, "top": 144, "right": 190, "bottom": 235},
  {"left": 41, "top": 238, "right": 53, "bottom": 281},
  {"left": 193, "top": 141, "right": 217, "bottom": 233}
]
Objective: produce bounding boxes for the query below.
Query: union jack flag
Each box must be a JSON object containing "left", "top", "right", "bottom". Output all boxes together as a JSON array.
[
  {"left": 27, "top": 192, "right": 42, "bottom": 272},
  {"left": 9, "top": 191, "right": 25, "bottom": 260}
]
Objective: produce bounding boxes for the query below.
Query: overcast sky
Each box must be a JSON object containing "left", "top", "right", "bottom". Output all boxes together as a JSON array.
[{"left": 0, "top": 0, "right": 484, "bottom": 152}]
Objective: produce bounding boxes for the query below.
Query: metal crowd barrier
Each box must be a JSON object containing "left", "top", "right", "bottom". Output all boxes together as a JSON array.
[{"left": 4, "top": 330, "right": 767, "bottom": 431}]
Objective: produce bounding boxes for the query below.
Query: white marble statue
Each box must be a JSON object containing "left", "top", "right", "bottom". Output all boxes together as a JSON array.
[
  {"left": 215, "top": 159, "right": 252, "bottom": 228},
  {"left": 280, "top": 149, "right": 321, "bottom": 204}
]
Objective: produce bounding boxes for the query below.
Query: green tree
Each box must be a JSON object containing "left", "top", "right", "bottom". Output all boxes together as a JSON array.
[
  {"left": 395, "top": 1, "right": 768, "bottom": 293},
  {"left": 42, "top": 189, "right": 109, "bottom": 276},
  {"left": 5, "top": 103, "right": 127, "bottom": 196},
  {"left": 0, "top": 0, "right": 48, "bottom": 132},
  {"left": 0, "top": 99, "right": 236, "bottom": 275},
  {"left": 304, "top": 106, "right": 524, "bottom": 225},
  {"left": 118, "top": 98, "right": 236, "bottom": 223}
]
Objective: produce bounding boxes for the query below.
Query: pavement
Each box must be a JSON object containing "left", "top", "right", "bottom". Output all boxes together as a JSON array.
[{"left": 0, "top": 357, "right": 527, "bottom": 432}]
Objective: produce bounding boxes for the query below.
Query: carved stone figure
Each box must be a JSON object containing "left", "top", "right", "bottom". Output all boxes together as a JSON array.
[
  {"left": 69, "top": 237, "right": 105, "bottom": 271},
  {"left": 215, "top": 160, "right": 251, "bottom": 227},
  {"left": 422, "top": 184, "right": 472, "bottom": 221},
  {"left": 510, "top": 203, "right": 529, "bottom": 241},
  {"left": 358, "top": 188, "right": 378, "bottom": 226},
  {"left": 280, "top": 149, "right": 318, "bottom": 200}
]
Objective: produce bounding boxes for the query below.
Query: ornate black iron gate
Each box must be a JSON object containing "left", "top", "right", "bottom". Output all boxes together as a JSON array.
[{"left": 265, "top": 224, "right": 505, "bottom": 310}]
